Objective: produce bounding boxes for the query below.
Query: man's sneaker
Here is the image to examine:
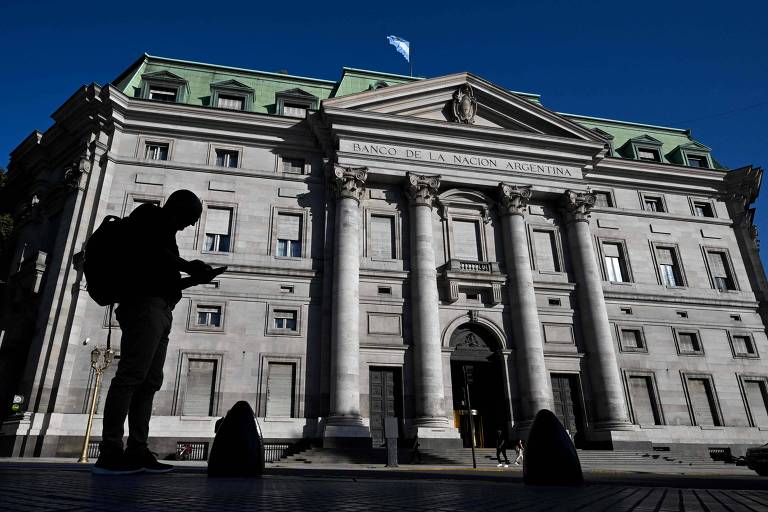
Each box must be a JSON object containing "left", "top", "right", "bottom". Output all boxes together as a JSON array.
[
  {"left": 126, "top": 448, "right": 174, "bottom": 473},
  {"left": 504, "top": 464, "right": 509, "bottom": 468},
  {"left": 497, "top": 463, "right": 503, "bottom": 467},
  {"left": 93, "top": 450, "right": 144, "bottom": 475}
]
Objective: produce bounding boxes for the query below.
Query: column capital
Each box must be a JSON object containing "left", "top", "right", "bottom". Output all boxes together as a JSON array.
[
  {"left": 498, "top": 183, "right": 532, "bottom": 216},
  {"left": 330, "top": 166, "right": 368, "bottom": 203},
  {"left": 562, "top": 189, "right": 596, "bottom": 222},
  {"left": 406, "top": 172, "right": 441, "bottom": 207}
]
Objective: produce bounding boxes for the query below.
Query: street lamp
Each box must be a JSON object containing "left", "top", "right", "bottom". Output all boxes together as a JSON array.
[{"left": 78, "top": 346, "right": 114, "bottom": 463}]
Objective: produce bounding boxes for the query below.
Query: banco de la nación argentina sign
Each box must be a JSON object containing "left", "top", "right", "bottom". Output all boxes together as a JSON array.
[{"left": 342, "top": 141, "right": 583, "bottom": 179}]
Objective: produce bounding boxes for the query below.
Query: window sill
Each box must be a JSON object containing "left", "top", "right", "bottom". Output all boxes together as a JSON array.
[
  {"left": 677, "top": 351, "right": 705, "bottom": 357},
  {"left": 620, "top": 348, "right": 648, "bottom": 354},
  {"left": 274, "top": 256, "right": 304, "bottom": 260},
  {"left": 187, "top": 326, "right": 225, "bottom": 334},
  {"left": 733, "top": 354, "right": 760, "bottom": 359},
  {"left": 606, "top": 280, "right": 634, "bottom": 286},
  {"left": 201, "top": 250, "right": 233, "bottom": 256}
]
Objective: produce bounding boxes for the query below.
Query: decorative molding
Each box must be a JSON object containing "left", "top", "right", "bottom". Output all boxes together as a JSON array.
[
  {"left": 451, "top": 83, "right": 478, "bottom": 124},
  {"left": 330, "top": 165, "right": 368, "bottom": 203},
  {"left": 562, "top": 189, "right": 596, "bottom": 222},
  {"left": 405, "top": 172, "right": 441, "bottom": 208},
  {"left": 498, "top": 183, "right": 532, "bottom": 216}
]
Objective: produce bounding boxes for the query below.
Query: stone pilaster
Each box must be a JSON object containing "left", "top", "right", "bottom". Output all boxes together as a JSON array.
[
  {"left": 562, "top": 190, "right": 632, "bottom": 430},
  {"left": 406, "top": 173, "right": 458, "bottom": 443},
  {"left": 324, "top": 166, "right": 370, "bottom": 441},
  {"left": 498, "top": 184, "right": 552, "bottom": 430}
]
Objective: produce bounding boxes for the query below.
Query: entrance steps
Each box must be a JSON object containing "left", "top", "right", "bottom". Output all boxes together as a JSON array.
[{"left": 278, "top": 446, "right": 738, "bottom": 470}]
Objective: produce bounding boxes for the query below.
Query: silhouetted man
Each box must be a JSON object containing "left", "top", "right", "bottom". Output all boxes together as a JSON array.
[
  {"left": 496, "top": 429, "right": 510, "bottom": 467},
  {"left": 94, "top": 190, "right": 223, "bottom": 475}
]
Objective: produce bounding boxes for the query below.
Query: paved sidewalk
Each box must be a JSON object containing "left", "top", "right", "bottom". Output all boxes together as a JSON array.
[{"left": 1, "top": 460, "right": 767, "bottom": 511}]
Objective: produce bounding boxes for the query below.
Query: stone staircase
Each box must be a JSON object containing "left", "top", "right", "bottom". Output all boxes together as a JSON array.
[{"left": 278, "top": 445, "right": 739, "bottom": 470}]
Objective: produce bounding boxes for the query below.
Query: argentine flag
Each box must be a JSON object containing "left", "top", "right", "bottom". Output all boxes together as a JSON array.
[{"left": 387, "top": 35, "right": 410, "bottom": 63}]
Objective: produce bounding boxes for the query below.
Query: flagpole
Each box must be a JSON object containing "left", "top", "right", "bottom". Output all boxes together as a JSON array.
[{"left": 410, "top": 43, "right": 413, "bottom": 77}]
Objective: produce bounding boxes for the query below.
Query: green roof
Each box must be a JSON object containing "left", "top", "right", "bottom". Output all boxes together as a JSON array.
[{"left": 111, "top": 54, "right": 724, "bottom": 169}]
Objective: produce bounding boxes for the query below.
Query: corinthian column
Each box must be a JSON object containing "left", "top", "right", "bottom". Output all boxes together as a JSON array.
[
  {"left": 562, "top": 190, "right": 631, "bottom": 430},
  {"left": 498, "top": 184, "right": 552, "bottom": 428},
  {"left": 325, "top": 166, "right": 370, "bottom": 441},
  {"left": 406, "top": 173, "right": 452, "bottom": 434}
]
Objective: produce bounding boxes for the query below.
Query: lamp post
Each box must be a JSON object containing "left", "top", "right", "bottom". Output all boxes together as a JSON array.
[{"left": 78, "top": 346, "right": 114, "bottom": 463}]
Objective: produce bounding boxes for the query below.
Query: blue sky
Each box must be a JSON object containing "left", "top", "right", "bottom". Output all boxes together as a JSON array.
[{"left": 2, "top": 1, "right": 766, "bottom": 249}]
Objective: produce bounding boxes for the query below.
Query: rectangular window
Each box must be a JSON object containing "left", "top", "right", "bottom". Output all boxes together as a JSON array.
[
  {"left": 603, "top": 242, "right": 629, "bottom": 282},
  {"left": 276, "top": 213, "right": 302, "bottom": 257},
  {"left": 686, "top": 377, "right": 720, "bottom": 426},
  {"left": 283, "top": 103, "right": 308, "bottom": 118},
  {"left": 217, "top": 94, "right": 244, "bottom": 110},
  {"left": 707, "top": 250, "right": 736, "bottom": 291},
  {"left": 637, "top": 148, "right": 661, "bottom": 162},
  {"left": 687, "top": 155, "right": 709, "bottom": 168},
  {"left": 204, "top": 207, "right": 232, "bottom": 252},
  {"left": 644, "top": 197, "right": 665, "bottom": 212},
  {"left": 144, "top": 143, "right": 169, "bottom": 161},
  {"left": 182, "top": 359, "right": 217, "bottom": 416},
  {"left": 594, "top": 191, "right": 613, "bottom": 208},
  {"left": 266, "top": 362, "right": 296, "bottom": 417},
  {"left": 731, "top": 335, "right": 757, "bottom": 357},
  {"left": 453, "top": 219, "right": 482, "bottom": 261},
  {"left": 533, "top": 229, "right": 560, "bottom": 272},
  {"left": 693, "top": 202, "right": 714, "bottom": 217},
  {"left": 628, "top": 376, "right": 662, "bottom": 425},
  {"left": 196, "top": 306, "right": 222, "bottom": 328},
  {"left": 273, "top": 310, "right": 297, "bottom": 331},
  {"left": 620, "top": 329, "right": 644, "bottom": 351},
  {"left": 215, "top": 149, "right": 239, "bottom": 168},
  {"left": 656, "top": 246, "right": 683, "bottom": 287},
  {"left": 282, "top": 158, "right": 305, "bottom": 174},
  {"left": 743, "top": 379, "right": 768, "bottom": 427},
  {"left": 148, "top": 86, "right": 178, "bottom": 102},
  {"left": 369, "top": 215, "right": 396, "bottom": 259},
  {"left": 677, "top": 331, "right": 703, "bottom": 355},
  {"left": 131, "top": 198, "right": 160, "bottom": 212}
]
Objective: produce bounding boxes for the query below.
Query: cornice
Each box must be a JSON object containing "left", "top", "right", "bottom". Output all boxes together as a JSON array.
[
  {"left": 106, "top": 154, "right": 324, "bottom": 184},
  {"left": 322, "top": 106, "right": 604, "bottom": 156},
  {"left": 591, "top": 207, "right": 733, "bottom": 226}
]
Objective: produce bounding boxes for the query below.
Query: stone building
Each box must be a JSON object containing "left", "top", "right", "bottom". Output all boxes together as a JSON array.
[{"left": 1, "top": 54, "right": 766, "bottom": 457}]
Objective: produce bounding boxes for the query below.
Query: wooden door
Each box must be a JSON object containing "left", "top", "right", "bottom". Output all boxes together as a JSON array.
[
  {"left": 370, "top": 368, "right": 400, "bottom": 445},
  {"left": 266, "top": 362, "right": 295, "bottom": 417},
  {"left": 550, "top": 374, "right": 583, "bottom": 436}
]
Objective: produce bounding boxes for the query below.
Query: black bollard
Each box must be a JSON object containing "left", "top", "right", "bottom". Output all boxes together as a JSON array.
[
  {"left": 208, "top": 401, "right": 265, "bottom": 477},
  {"left": 523, "top": 409, "right": 583, "bottom": 486}
]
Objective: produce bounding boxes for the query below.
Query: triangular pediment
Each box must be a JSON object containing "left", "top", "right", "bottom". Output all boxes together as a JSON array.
[
  {"left": 323, "top": 73, "right": 601, "bottom": 141},
  {"left": 210, "top": 79, "right": 253, "bottom": 92},
  {"left": 678, "top": 140, "right": 711, "bottom": 152},
  {"left": 628, "top": 134, "right": 663, "bottom": 146},
  {"left": 141, "top": 70, "right": 187, "bottom": 84},
  {"left": 278, "top": 88, "right": 318, "bottom": 99}
]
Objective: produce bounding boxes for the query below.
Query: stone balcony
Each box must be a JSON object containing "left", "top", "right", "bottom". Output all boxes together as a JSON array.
[{"left": 439, "top": 259, "right": 506, "bottom": 304}]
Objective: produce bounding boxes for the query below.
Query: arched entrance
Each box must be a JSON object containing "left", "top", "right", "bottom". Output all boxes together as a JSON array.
[{"left": 449, "top": 323, "right": 508, "bottom": 448}]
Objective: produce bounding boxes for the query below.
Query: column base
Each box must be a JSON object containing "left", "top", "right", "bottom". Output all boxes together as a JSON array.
[
  {"left": 592, "top": 420, "right": 637, "bottom": 432},
  {"left": 322, "top": 415, "right": 371, "bottom": 448},
  {"left": 410, "top": 417, "right": 462, "bottom": 449}
]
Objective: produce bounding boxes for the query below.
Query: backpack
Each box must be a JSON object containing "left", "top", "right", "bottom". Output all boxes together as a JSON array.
[{"left": 83, "top": 215, "right": 132, "bottom": 307}]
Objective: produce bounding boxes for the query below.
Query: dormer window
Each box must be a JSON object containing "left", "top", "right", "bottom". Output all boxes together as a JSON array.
[
  {"left": 686, "top": 154, "right": 709, "bottom": 168},
  {"left": 210, "top": 79, "right": 254, "bottom": 112},
  {"left": 618, "top": 135, "right": 664, "bottom": 163},
  {"left": 637, "top": 148, "right": 661, "bottom": 162},
  {"left": 140, "top": 71, "right": 189, "bottom": 103},
  {"left": 149, "top": 86, "right": 178, "bottom": 103},
  {"left": 276, "top": 88, "right": 318, "bottom": 118},
  {"left": 217, "top": 95, "right": 244, "bottom": 110},
  {"left": 668, "top": 141, "right": 714, "bottom": 168}
]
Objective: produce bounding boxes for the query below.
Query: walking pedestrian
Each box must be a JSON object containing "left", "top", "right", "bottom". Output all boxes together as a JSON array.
[
  {"left": 93, "top": 190, "right": 224, "bottom": 475},
  {"left": 496, "top": 429, "right": 510, "bottom": 467},
  {"left": 514, "top": 439, "right": 524, "bottom": 466},
  {"left": 410, "top": 435, "right": 422, "bottom": 464}
]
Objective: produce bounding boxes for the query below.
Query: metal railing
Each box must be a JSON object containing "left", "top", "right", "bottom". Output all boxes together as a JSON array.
[
  {"left": 263, "top": 443, "right": 291, "bottom": 462},
  {"left": 87, "top": 441, "right": 100, "bottom": 459},
  {"left": 176, "top": 441, "right": 209, "bottom": 461}
]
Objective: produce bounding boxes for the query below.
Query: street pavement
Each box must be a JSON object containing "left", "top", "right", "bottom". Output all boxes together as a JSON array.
[{"left": 1, "top": 459, "right": 767, "bottom": 511}]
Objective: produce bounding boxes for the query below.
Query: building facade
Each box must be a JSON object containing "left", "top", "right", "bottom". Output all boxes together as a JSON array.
[{"left": 1, "top": 54, "right": 767, "bottom": 457}]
